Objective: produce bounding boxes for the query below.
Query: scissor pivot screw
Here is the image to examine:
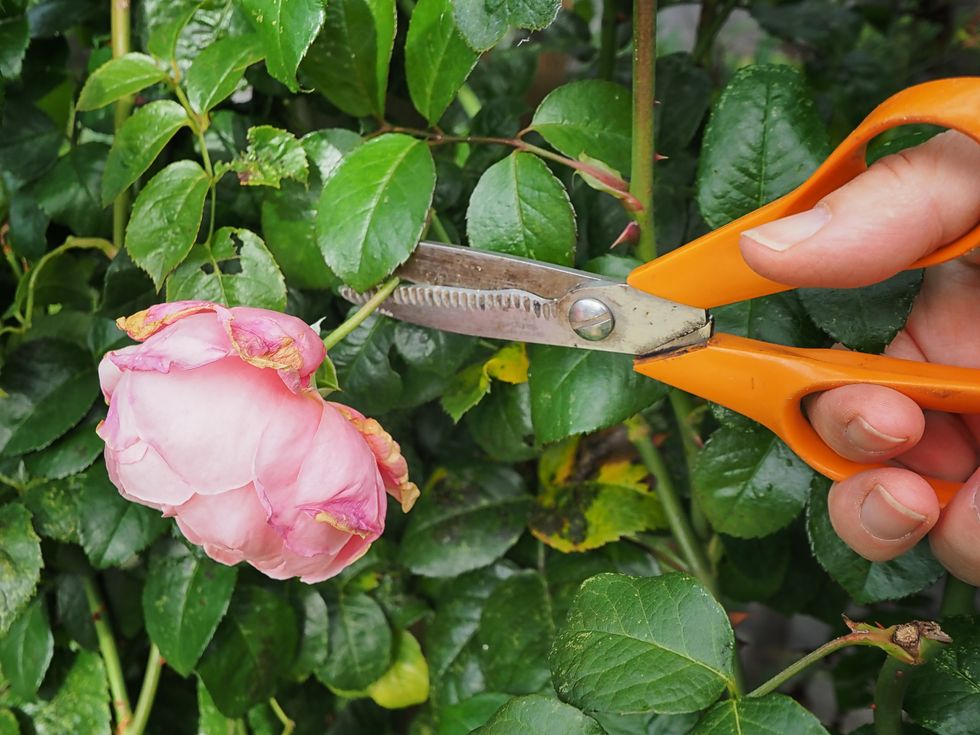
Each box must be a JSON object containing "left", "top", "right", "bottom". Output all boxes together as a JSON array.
[{"left": 569, "top": 298, "right": 614, "bottom": 341}]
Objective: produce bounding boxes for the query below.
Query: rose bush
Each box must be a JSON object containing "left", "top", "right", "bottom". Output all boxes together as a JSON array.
[{"left": 97, "top": 300, "right": 417, "bottom": 582}]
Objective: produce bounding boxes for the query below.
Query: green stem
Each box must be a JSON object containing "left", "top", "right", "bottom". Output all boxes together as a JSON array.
[
  {"left": 82, "top": 575, "right": 132, "bottom": 730},
  {"left": 457, "top": 84, "right": 482, "bottom": 118},
  {"left": 873, "top": 657, "right": 912, "bottom": 735},
  {"left": 322, "top": 276, "right": 400, "bottom": 351},
  {"left": 668, "top": 390, "right": 709, "bottom": 538},
  {"left": 430, "top": 210, "right": 452, "bottom": 243},
  {"left": 269, "top": 698, "right": 295, "bottom": 735},
  {"left": 171, "top": 82, "right": 218, "bottom": 245},
  {"left": 111, "top": 0, "right": 132, "bottom": 252},
  {"left": 630, "top": 421, "right": 715, "bottom": 596},
  {"left": 939, "top": 575, "right": 976, "bottom": 617},
  {"left": 630, "top": 0, "right": 657, "bottom": 261},
  {"left": 128, "top": 645, "right": 163, "bottom": 735},
  {"left": 692, "top": 0, "right": 737, "bottom": 67},
  {"left": 598, "top": 0, "right": 618, "bottom": 80}
]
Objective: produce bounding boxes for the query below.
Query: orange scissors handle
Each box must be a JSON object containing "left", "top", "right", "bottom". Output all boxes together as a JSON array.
[
  {"left": 627, "top": 77, "right": 980, "bottom": 309},
  {"left": 635, "top": 334, "right": 980, "bottom": 507}
]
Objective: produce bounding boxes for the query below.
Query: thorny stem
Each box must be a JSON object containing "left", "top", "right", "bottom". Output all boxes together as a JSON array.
[
  {"left": 668, "top": 390, "right": 710, "bottom": 538},
  {"left": 598, "top": 0, "right": 618, "bottom": 80},
  {"left": 269, "top": 698, "right": 295, "bottom": 735},
  {"left": 630, "top": 0, "right": 658, "bottom": 261},
  {"left": 322, "top": 276, "right": 401, "bottom": 351},
  {"left": 873, "top": 657, "right": 912, "bottom": 735},
  {"left": 82, "top": 575, "right": 132, "bottom": 730},
  {"left": 111, "top": 0, "right": 132, "bottom": 252},
  {"left": 128, "top": 645, "right": 163, "bottom": 735}
]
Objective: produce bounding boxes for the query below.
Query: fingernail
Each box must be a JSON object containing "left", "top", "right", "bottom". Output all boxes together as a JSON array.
[
  {"left": 860, "top": 484, "right": 926, "bottom": 540},
  {"left": 742, "top": 205, "right": 831, "bottom": 252},
  {"left": 844, "top": 416, "right": 907, "bottom": 453}
]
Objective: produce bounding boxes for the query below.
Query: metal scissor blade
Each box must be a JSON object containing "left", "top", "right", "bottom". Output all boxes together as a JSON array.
[{"left": 342, "top": 243, "right": 713, "bottom": 356}]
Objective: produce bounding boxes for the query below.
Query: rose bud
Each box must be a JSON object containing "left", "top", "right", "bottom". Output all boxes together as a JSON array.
[{"left": 96, "top": 301, "right": 418, "bottom": 583}]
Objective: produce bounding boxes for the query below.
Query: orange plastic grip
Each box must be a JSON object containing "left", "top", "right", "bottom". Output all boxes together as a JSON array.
[
  {"left": 634, "top": 334, "right": 980, "bottom": 507},
  {"left": 627, "top": 77, "right": 980, "bottom": 309}
]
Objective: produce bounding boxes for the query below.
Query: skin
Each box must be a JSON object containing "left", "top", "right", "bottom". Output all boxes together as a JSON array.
[{"left": 739, "top": 130, "right": 980, "bottom": 584}]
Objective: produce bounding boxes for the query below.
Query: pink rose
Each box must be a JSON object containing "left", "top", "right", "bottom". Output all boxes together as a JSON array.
[{"left": 96, "top": 301, "right": 418, "bottom": 583}]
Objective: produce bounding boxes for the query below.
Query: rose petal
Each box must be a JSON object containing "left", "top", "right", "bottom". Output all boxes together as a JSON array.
[
  {"left": 218, "top": 307, "right": 326, "bottom": 393},
  {"left": 253, "top": 535, "right": 374, "bottom": 583},
  {"left": 174, "top": 485, "right": 282, "bottom": 565},
  {"left": 116, "top": 300, "right": 220, "bottom": 341},
  {"left": 108, "top": 313, "right": 232, "bottom": 375},
  {"left": 255, "top": 402, "right": 387, "bottom": 554},
  {"left": 330, "top": 403, "right": 420, "bottom": 511}
]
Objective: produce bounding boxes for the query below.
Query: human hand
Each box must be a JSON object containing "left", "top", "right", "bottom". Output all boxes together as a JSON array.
[{"left": 739, "top": 130, "right": 980, "bottom": 584}]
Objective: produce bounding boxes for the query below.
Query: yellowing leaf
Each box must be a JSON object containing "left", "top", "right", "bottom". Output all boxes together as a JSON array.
[
  {"left": 441, "top": 343, "right": 529, "bottom": 422},
  {"left": 484, "top": 343, "right": 528, "bottom": 384},
  {"left": 595, "top": 459, "right": 649, "bottom": 491},
  {"left": 537, "top": 437, "right": 579, "bottom": 489},
  {"left": 365, "top": 630, "right": 429, "bottom": 709}
]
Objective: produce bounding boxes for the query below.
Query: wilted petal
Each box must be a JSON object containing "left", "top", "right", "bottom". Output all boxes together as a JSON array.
[
  {"left": 331, "top": 403, "right": 419, "bottom": 511},
  {"left": 219, "top": 307, "right": 326, "bottom": 392},
  {"left": 115, "top": 300, "right": 220, "bottom": 341},
  {"left": 109, "top": 313, "right": 232, "bottom": 375}
]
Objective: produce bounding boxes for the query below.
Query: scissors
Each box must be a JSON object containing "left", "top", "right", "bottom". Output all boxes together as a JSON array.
[{"left": 343, "top": 77, "right": 980, "bottom": 508}]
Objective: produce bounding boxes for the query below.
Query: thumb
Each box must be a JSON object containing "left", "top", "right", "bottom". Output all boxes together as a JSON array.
[{"left": 739, "top": 130, "right": 980, "bottom": 288}]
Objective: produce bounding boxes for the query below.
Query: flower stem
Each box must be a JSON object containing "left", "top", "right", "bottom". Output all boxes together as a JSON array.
[
  {"left": 269, "top": 698, "right": 295, "bottom": 735},
  {"left": 322, "top": 276, "right": 401, "bottom": 351},
  {"left": 128, "top": 645, "right": 163, "bottom": 735},
  {"left": 939, "top": 575, "right": 976, "bottom": 617},
  {"left": 668, "top": 390, "right": 709, "bottom": 538},
  {"left": 749, "top": 633, "right": 870, "bottom": 698},
  {"left": 630, "top": 0, "right": 657, "bottom": 261},
  {"left": 82, "top": 575, "right": 132, "bottom": 730},
  {"left": 110, "top": 0, "right": 132, "bottom": 252},
  {"left": 629, "top": 417, "right": 715, "bottom": 596},
  {"left": 873, "top": 657, "right": 912, "bottom": 735}
]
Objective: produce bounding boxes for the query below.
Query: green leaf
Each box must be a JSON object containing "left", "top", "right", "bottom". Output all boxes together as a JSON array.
[
  {"left": 453, "top": 0, "right": 561, "bottom": 51},
  {"left": 696, "top": 64, "right": 830, "bottom": 228},
  {"left": 401, "top": 464, "right": 531, "bottom": 577},
  {"left": 289, "top": 586, "right": 329, "bottom": 681},
  {"left": 405, "top": 0, "right": 479, "bottom": 124},
  {"left": 0, "top": 709, "right": 17, "bottom": 735},
  {"left": 466, "top": 382, "right": 537, "bottom": 462},
  {"left": 467, "top": 152, "right": 576, "bottom": 266},
  {"left": 23, "top": 411, "right": 103, "bottom": 481},
  {"left": 528, "top": 346, "right": 666, "bottom": 445},
  {"left": 441, "top": 343, "right": 528, "bottom": 422},
  {"left": 101, "top": 100, "right": 191, "bottom": 206},
  {"left": 317, "top": 590, "right": 392, "bottom": 691},
  {"left": 302, "top": 128, "right": 362, "bottom": 182},
  {"left": 0, "top": 596, "right": 53, "bottom": 699},
  {"left": 125, "top": 159, "right": 211, "bottom": 289},
  {"left": 478, "top": 571, "right": 554, "bottom": 694},
  {"left": 145, "top": 0, "right": 206, "bottom": 60},
  {"left": 473, "top": 694, "right": 606, "bottom": 735},
  {"left": 531, "top": 81, "right": 632, "bottom": 175},
  {"left": 798, "top": 270, "right": 923, "bottom": 353},
  {"left": 317, "top": 134, "right": 435, "bottom": 291},
  {"left": 0, "top": 103, "right": 62, "bottom": 187},
  {"left": 20, "top": 651, "right": 110, "bottom": 735},
  {"left": 906, "top": 617, "right": 980, "bottom": 735},
  {"left": 301, "top": 0, "right": 395, "bottom": 117},
  {"left": 427, "top": 564, "right": 515, "bottom": 710},
  {"left": 365, "top": 630, "right": 430, "bottom": 709},
  {"left": 712, "top": 292, "right": 825, "bottom": 348},
  {"left": 76, "top": 53, "right": 167, "bottom": 111},
  {"left": 690, "top": 694, "right": 829, "bottom": 734},
  {"left": 185, "top": 33, "right": 264, "bottom": 113},
  {"left": 550, "top": 573, "right": 735, "bottom": 714},
  {"left": 693, "top": 425, "right": 814, "bottom": 538},
  {"left": 0, "top": 14, "right": 29, "bottom": 79},
  {"left": 7, "top": 192, "right": 50, "bottom": 260},
  {"left": 261, "top": 183, "right": 338, "bottom": 290},
  {"left": 167, "top": 227, "right": 287, "bottom": 310},
  {"left": 197, "top": 677, "right": 230, "bottom": 735},
  {"left": 654, "top": 54, "right": 712, "bottom": 157},
  {"left": 437, "top": 694, "right": 511, "bottom": 735},
  {"left": 78, "top": 463, "right": 168, "bottom": 569},
  {"left": 0, "top": 339, "right": 98, "bottom": 457},
  {"left": 143, "top": 539, "right": 238, "bottom": 677},
  {"left": 34, "top": 142, "right": 109, "bottom": 235},
  {"left": 330, "top": 314, "right": 402, "bottom": 415},
  {"left": 239, "top": 0, "right": 324, "bottom": 92},
  {"left": 22, "top": 474, "right": 84, "bottom": 544},
  {"left": 198, "top": 585, "right": 299, "bottom": 717},
  {"left": 806, "top": 476, "right": 943, "bottom": 603},
  {"left": 227, "top": 125, "right": 308, "bottom": 188}
]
